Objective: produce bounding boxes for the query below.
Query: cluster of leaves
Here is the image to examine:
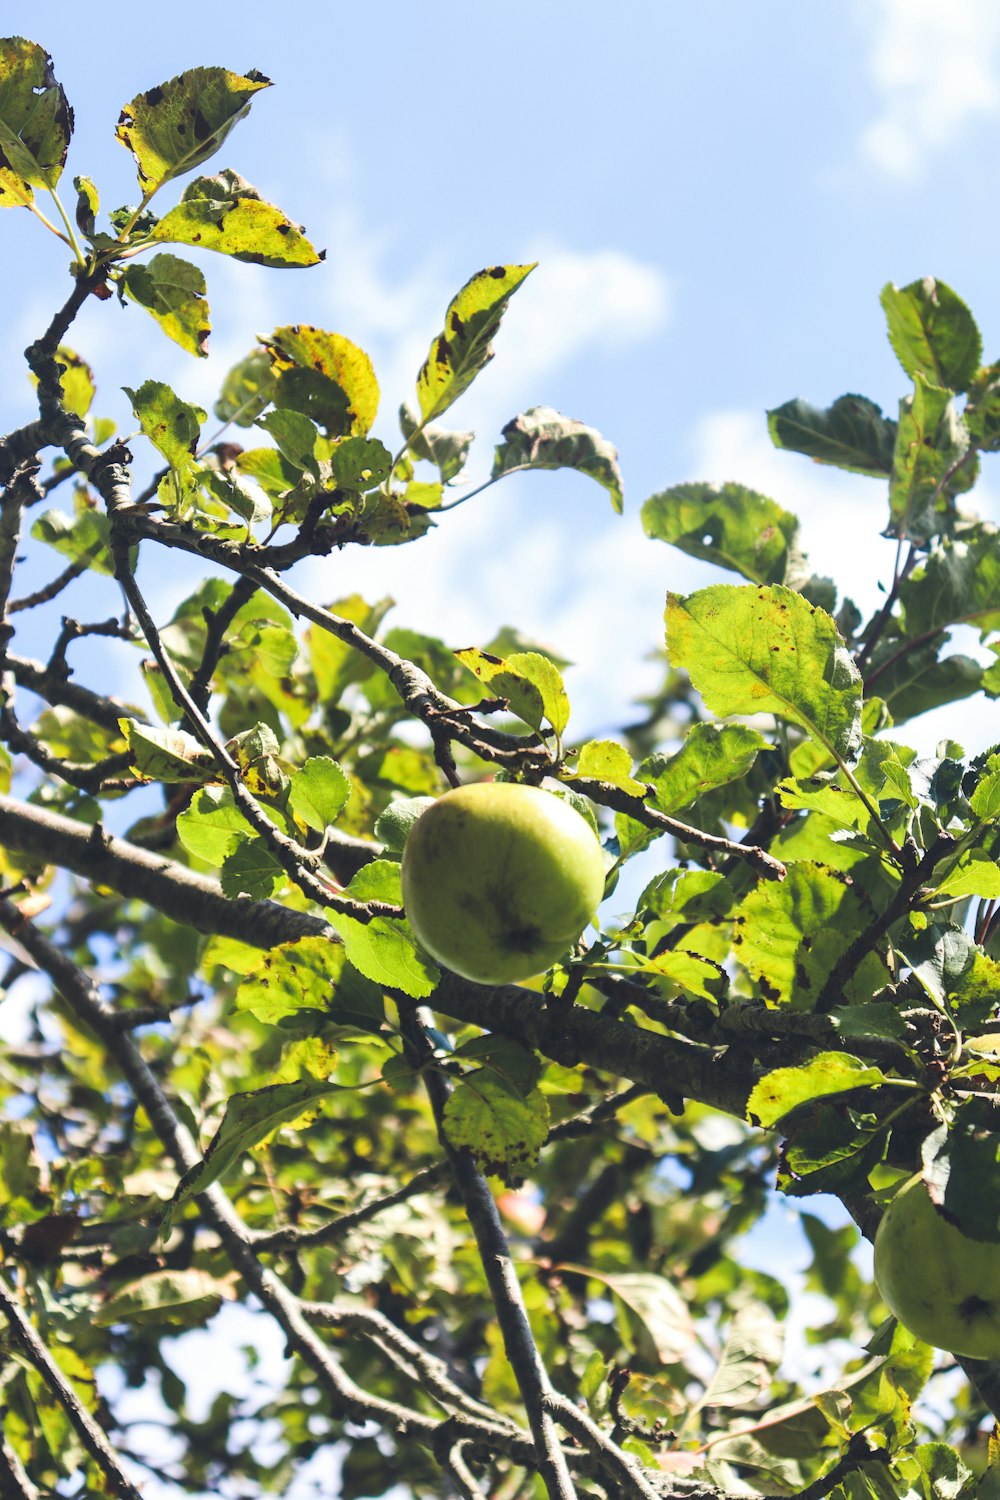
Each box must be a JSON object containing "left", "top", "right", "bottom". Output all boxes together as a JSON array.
[{"left": 4, "top": 35, "right": 1000, "bottom": 1500}]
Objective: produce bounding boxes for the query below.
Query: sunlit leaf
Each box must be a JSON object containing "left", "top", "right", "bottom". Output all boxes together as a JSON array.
[
  {"left": 0, "top": 38, "right": 72, "bottom": 206},
  {"left": 152, "top": 170, "right": 322, "bottom": 267},
  {"left": 666, "top": 584, "right": 862, "bottom": 761},
  {"left": 416, "top": 263, "right": 535, "bottom": 422},
  {"left": 122, "top": 252, "right": 210, "bottom": 357},
  {"left": 116, "top": 66, "right": 271, "bottom": 193}
]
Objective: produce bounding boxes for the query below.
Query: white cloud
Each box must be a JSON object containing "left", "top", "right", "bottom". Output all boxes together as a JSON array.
[{"left": 860, "top": 0, "right": 1000, "bottom": 177}]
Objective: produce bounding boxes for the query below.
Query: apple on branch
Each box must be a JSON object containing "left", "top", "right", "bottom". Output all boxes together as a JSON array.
[
  {"left": 873, "top": 1176, "right": 1000, "bottom": 1360},
  {"left": 400, "top": 782, "right": 606, "bottom": 985}
]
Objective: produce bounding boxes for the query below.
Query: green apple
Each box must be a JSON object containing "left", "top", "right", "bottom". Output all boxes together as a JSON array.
[
  {"left": 400, "top": 782, "right": 605, "bottom": 985},
  {"left": 873, "top": 1176, "right": 1000, "bottom": 1359}
]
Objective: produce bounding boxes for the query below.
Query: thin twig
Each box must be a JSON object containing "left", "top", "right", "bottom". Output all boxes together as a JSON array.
[
  {"left": 0, "top": 1273, "right": 144, "bottom": 1500},
  {"left": 400, "top": 1004, "right": 580, "bottom": 1500},
  {"left": 567, "top": 777, "right": 786, "bottom": 882}
]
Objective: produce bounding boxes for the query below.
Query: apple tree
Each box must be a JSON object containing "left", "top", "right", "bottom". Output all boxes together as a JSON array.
[{"left": 4, "top": 35, "right": 1000, "bottom": 1500}]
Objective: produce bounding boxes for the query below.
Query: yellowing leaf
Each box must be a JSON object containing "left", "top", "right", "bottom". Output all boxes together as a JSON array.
[
  {"left": 116, "top": 66, "right": 271, "bottom": 193},
  {"left": 417, "top": 264, "right": 535, "bottom": 422},
  {"left": 264, "top": 325, "right": 379, "bottom": 437},
  {"left": 0, "top": 38, "right": 72, "bottom": 206},
  {"left": 747, "top": 1053, "right": 888, "bottom": 1128}
]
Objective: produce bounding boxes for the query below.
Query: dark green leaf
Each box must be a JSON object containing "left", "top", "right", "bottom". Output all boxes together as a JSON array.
[
  {"left": 767, "top": 394, "right": 896, "bottom": 477},
  {"left": 881, "top": 278, "right": 981, "bottom": 394},
  {"left": 172, "top": 1076, "right": 350, "bottom": 1207},
  {"left": 399, "top": 400, "right": 473, "bottom": 483},
  {"left": 492, "top": 406, "right": 623, "bottom": 513},
  {"left": 329, "top": 435, "right": 393, "bottom": 491},
  {"left": 642, "top": 481, "right": 800, "bottom": 584}
]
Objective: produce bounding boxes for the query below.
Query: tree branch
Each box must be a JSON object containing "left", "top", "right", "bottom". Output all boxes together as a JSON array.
[{"left": 0, "top": 1272, "right": 144, "bottom": 1500}]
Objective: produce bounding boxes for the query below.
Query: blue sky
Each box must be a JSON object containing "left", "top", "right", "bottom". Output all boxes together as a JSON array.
[{"left": 6, "top": 1, "right": 1000, "bottom": 756}]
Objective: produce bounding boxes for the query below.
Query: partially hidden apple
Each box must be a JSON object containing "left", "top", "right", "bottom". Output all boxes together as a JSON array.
[
  {"left": 873, "top": 1176, "right": 1000, "bottom": 1359},
  {"left": 400, "top": 782, "right": 606, "bottom": 985}
]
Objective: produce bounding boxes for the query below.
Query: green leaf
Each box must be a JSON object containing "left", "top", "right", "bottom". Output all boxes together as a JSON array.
[
  {"left": 200, "top": 463, "right": 270, "bottom": 527},
  {"left": 695, "top": 1303, "right": 784, "bottom": 1411},
  {"left": 119, "top": 719, "right": 215, "bottom": 783},
  {"left": 936, "top": 849, "right": 1000, "bottom": 900},
  {"left": 264, "top": 325, "right": 379, "bottom": 438},
  {"left": 30, "top": 507, "right": 113, "bottom": 576},
  {"left": 116, "top": 66, "right": 272, "bottom": 193},
  {"left": 899, "top": 531, "right": 1000, "bottom": 639},
  {"left": 213, "top": 347, "right": 276, "bottom": 426},
  {"left": 0, "top": 38, "right": 72, "bottom": 206},
  {"left": 888, "top": 374, "right": 971, "bottom": 542},
  {"left": 640, "top": 947, "right": 729, "bottom": 1002},
  {"left": 666, "top": 584, "right": 862, "bottom": 761},
  {"left": 175, "top": 785, "right": 253, "bottom": 865},
  {"left": 235, "top": 446, "right": 302, "bottom": 498},
  {"left": 880, "top": 278, "right": 981, "bottom": 394},
  {"left": 124, "top": 379, "right": 205, "bottom": 471},
  {"left": 416, "top": 263, "right": 535, "bottom": 422},
  {"left": 492, "top": 406, "right": 623, "bottom": 513},
  {"left": 374, "top": 795, "right": 436, "bottom": 853},
  {"left": 49, "top": 346, "right": 95, "bottom": 418},
  {"left": 122, "top": 253, "right": 210, "bottom": 358},
  {"left": 747, "top": 1052, "right": 888, "bottom": 1128},
  {"left": 220, "top": 838, "right": 284, "bottom": 900},
  {"left": 455, "top": 647, "right": 569, "bottom": 735},
  {"left": 767, "top": 394, "right": 897, "bottom": 477},
  {"left": 735, "top": 864, "right": 889, "bottom": 1008},
  {"left": 172, "top": 1076, "right": 349, "bottom": 1207},
  {"left": 336, "top": 860, "right": 438, "bottom": 998},
  {"left": 640, "top": 723, "right": 768, "bottom": 815},
  {"left": 442, "top": 1077, "right": 550, "bottom": 1184},
  {"left": 255, "top": 408, "right": 320, "bottom": 477},
  {"left": 287, "top": 756, "right": 351, "bottom": 833},
  {"left": 867, "top": 641, "right": 983, "bottom": 724},
  {"left": 570, "top": 1268, "right": 695, "bottom": 1364},
  {"left": 642, "top": 481, "right": 800, "bottom": 585},
  {"left": 93, "top": 1269, "right": 232, "bottom": 1329},
  {"left": 328, "top": 435, "right": 393, "bottom": 491},
  {"left": 235, "top": 936, "right": 345, "bottom": 1024},
  {"left": 922, "top": 1123, "right": 1000, "bottom": 1243},
  {"left": 777, "top": 775, "right": 873, "bottom": 836},
  {"left": 453, "top": 1035, "right": 541, "bottom": 1094},
  {"left": 570, "top": 738, "right": 647, "bottom": 796},
  {"left": 74, "top": 173, "right": 98, "bottom": 235},
  {"left": 152, "top": 170, "right": 322, "bottom": 268},
  {"left": 399, "top": 401, "right": 473, "bottom": 483}
]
